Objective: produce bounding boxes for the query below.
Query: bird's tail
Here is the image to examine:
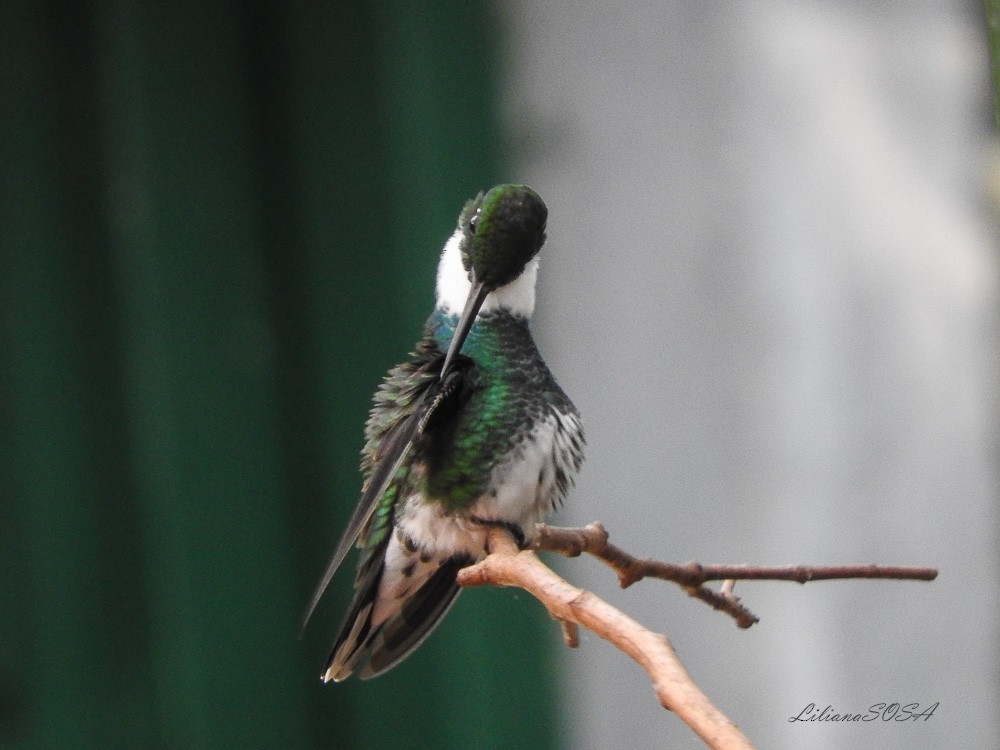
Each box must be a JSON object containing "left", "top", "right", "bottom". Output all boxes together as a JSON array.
[{"left": 322, "top": 555, "right": 472, "bottom": 681}]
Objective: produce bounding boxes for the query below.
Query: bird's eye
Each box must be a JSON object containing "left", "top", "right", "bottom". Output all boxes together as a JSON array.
[{"left": 469, "top": 210, "right": 481, "bottom": 233}]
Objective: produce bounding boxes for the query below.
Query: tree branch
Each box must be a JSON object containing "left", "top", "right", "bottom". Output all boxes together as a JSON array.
[
  {"left": 533, "top": 522, "right": 937, "bottom": 628},
  {"left": 457, "top": 528, "right": 755, "bottom": 750},
  {"left": 456, "top": 522, "right": 938, "bottom": 749}
]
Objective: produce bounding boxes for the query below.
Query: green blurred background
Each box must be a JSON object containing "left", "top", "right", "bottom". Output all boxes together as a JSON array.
[{"left": 0, "top": 1, "right": 559, "bottom": 747}]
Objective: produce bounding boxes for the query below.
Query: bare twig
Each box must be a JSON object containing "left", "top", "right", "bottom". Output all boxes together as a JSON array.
[
  {"left": 457, "top": 521, "right": 937, "bottom": 748},
  {"left": 458, "top": 528, "right": 755, "bottom": 750},
  {"left": 559, "top": 619, "right": 581, "bottom": 648},
  {"left": 533, "top": 522, "right": 937, "bottom": 628}
]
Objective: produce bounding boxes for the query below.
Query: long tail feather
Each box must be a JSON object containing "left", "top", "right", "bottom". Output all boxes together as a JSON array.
[
  {"left": 360, "top": 556, "right": 471, "bottom": 679},
  {"left": 323, "top": 555, "right": 472, "bottom": 681}
]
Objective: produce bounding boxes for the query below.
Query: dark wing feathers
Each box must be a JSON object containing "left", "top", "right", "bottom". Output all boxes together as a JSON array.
[
  {"left": 297, "top": 401, "right": 426, "bottom": 636},
  {"left": 298, "top": 353, "right": 470, "bottom": 637}
]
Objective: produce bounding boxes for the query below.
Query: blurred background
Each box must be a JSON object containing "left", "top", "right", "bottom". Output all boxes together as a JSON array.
[{"left": 1, "top": 1, "right": 996, "bottom": 749}]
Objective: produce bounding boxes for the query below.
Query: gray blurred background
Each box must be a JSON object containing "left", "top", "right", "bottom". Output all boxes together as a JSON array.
[{"left": 504, "top": 1, "right": 998, "bottom": 747}]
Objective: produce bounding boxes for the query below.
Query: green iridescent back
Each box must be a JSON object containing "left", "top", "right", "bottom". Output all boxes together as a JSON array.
[
  {"left": 360, "top": 308, "right": 571, "bottom": 521},
  {"left": 422, "top": 309, "right": 570, "bottom": 508}
]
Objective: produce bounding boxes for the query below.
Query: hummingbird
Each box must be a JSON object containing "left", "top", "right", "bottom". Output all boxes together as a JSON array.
[{"left": 301, "top": 184, "right": 585, "bottom": 682}]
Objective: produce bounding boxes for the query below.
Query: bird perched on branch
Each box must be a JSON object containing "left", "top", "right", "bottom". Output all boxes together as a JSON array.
[{"left": 301, "top": 184, "right": 584, "bottom": 681}]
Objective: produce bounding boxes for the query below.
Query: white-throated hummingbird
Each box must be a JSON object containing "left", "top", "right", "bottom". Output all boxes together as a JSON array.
[{"left": 301, "top": 184, "right": 584, "bottom": 681}]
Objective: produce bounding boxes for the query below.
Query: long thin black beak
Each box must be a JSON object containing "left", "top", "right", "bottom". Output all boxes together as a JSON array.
[{"left": 441, "top": 275, "right": 489, "bottom": 378}]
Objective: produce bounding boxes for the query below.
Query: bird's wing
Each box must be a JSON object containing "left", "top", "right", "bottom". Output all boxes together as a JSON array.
[{"left": 298, "top": 357, "right": 469, "bottom": 635}]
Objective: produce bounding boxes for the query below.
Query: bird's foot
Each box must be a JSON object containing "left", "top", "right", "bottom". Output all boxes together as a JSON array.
[{"left": 469, "top": 517, "right": 526, "bottom": 550}]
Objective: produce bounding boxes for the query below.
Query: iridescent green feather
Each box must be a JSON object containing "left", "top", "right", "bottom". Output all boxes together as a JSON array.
[
  {"left": 422, "top": 309, "right": 566, "bottom": 509},
  {"left": 353, "top": 341, "right": 440, "bottom": 570}
]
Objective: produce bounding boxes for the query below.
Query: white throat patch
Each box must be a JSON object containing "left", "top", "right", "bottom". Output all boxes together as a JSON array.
[{"left": 434, "top": 228, "right": 538, "bottom": 318}]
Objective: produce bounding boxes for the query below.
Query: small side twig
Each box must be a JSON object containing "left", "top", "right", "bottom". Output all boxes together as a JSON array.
[{"left": 533, "top": 522, "right": 938, "bottom": 629}]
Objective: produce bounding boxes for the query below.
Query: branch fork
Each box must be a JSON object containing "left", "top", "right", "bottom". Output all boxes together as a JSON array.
[{"left": 457, "top": 522, "right": 937, "bottom": 750}]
